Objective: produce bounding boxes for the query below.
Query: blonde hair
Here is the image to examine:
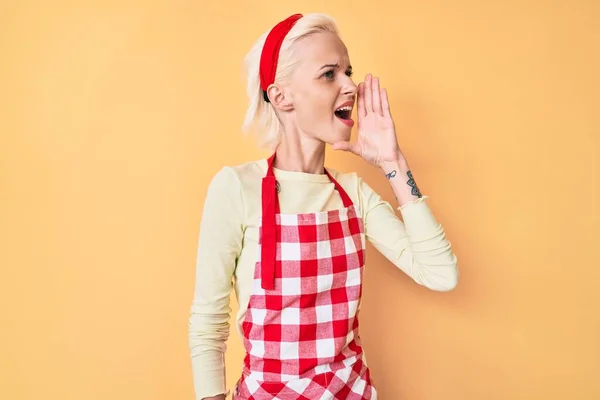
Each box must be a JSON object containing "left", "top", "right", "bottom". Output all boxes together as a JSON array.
[{"left": 242, "top": 13, "right": 340, "bottom": 150}]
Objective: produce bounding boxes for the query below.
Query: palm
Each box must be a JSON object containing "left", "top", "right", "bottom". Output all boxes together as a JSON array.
[{"left": 333, "top": 74, "right": 402, "bottom": 166}]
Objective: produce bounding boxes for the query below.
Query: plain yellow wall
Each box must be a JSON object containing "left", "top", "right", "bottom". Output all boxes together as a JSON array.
[{"left": 1, "top": 1, "right": 599, "bottom": 399}]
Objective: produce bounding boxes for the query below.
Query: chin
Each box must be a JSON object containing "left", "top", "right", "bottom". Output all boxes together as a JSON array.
[
  {"left": 333, "top": 116, "right": 354, "bottom": 141},
  {"left": 324, "top": 132, "right": 350, "bottom": 146},
  {"left": 317, "top": 123, "right": 352, "bottom": 145},
  {"left": 336, "top": 126, "right": 352, "bottom": 142}
]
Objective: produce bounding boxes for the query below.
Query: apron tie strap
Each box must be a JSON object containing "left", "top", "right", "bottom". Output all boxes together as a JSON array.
[{"left": 260, "top": 154, "right": 279, "bottom": 290}]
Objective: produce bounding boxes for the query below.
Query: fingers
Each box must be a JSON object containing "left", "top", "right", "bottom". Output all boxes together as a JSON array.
[
  {"left": 372, "top": 77, "right": 382, "bottom": 115},
  {"left": 357, "top": 82, "right": 366, "bottom": 117},
  {"left": 363, "top": 74, "right": 373, "bottom": 114},
  {"left": 361, "top": 74, "right": 386, "bottom": 116},
  {"left": 381, "top": 87, "right": 391, "bottom": 118},
  {"left": 332, "top": 141, "right": 360, "bottom": 156}
]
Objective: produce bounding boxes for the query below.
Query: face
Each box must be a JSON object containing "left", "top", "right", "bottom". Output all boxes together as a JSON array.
[{"left": 276, "top": 31, "right": 358, "bottom": 145}]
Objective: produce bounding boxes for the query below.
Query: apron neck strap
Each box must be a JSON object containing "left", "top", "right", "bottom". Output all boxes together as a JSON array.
[
  {"left": 323, "top": 169, "right": 354, "bottom": 208},
  {"left": 265, "top": 152, "right": 353, "bottom": 207},
  {"left": 260, "top": 152, "right": 354, "bottom": 289}
]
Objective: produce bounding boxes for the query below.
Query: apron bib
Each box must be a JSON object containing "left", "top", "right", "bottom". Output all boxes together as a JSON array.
[{"left": 234, "top": 153, "right": 377, "bottom": 399}]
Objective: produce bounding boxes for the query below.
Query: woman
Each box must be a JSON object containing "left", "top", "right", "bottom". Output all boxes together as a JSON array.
[{"left": 189, "top": 13, "right": 459, "bottom": 400}]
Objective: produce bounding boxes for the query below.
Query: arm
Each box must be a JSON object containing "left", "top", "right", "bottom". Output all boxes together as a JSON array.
[
  {"left": 332, "top": 73, "right": 458, "bottom": 290},
  {"left": 189, "top": 167, "right": 244, "bottom": 400},
  {"left": 360, "top": 169, "right": 459, "bottom": 291}
]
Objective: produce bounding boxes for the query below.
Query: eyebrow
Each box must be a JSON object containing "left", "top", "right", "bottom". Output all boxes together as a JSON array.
[{"left": 318, "top": 63, "right": 353, "bottom": 71}]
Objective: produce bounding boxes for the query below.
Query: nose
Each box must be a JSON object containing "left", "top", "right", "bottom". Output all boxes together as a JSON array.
[{"left": 342, "top": 75, "right": 358, "bottom": 97}]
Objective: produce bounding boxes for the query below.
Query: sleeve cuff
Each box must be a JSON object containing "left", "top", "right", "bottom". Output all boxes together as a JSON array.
[
  {"left": 199, "top": 389, "right": 229, "bottom": 400},
  {"left": 397, "top": 194, "right": 429, "bottom": 212},
  {"left": 396, "top": 195, "right": 442, "bottom": 238}
]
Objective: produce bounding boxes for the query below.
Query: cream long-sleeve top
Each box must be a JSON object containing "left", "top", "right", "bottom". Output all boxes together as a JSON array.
[{"left": 188, "top": 158, "right": 459, "bottom": 399}]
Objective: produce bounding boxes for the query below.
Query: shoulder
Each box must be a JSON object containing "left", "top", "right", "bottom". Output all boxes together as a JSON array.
[
  {"left": 206, "top": 158, "right": 266, "bottom": 198},
  {"left": 228, "top": 158, "right": 267, "bottom": 180},
  {"left": 209, "top": 158, "right": 265, "bottom": 184},
  {"left": 203, "top": 159, "right": 266, "bottom": 224}
]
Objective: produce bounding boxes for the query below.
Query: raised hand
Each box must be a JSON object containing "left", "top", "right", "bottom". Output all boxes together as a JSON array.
[{"left": 333, "top": 74, "right": 403, "bottom": 167}]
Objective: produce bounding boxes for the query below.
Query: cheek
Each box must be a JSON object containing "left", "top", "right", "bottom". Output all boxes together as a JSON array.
[
  {"left": 305, "top": 107, "right": 335, "bottom": 134},
  {"left": 291, "top": 87, "right": 339, "bottom": 136},
  {"left": 296, "top": 97, "right": 333, "bottom": 125}
]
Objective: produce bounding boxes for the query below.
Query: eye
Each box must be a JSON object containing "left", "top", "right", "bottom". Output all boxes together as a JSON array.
[
  {"left": 322, "top": 70, "right": 335, "bottom": 79},
  {"left": 346, "top": 69, "right": 353, "bottom": 77}
]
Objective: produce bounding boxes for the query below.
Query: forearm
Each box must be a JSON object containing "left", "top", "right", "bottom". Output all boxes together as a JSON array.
[
  {"left": 189, "top": 303, "right": 231, "bottom": 399},
  {"left": 378, "top": 155, "right": 423, "bottom": 207},
  {"left": 370, "top": 156, "right": 458, "bottom": 290}
]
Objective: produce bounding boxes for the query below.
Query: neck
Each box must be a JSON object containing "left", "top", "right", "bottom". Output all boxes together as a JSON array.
[{"left": 273, "top": 132, "right": 326, "bottom": 174}]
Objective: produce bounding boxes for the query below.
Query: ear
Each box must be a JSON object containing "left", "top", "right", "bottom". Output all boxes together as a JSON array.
[{"left": 266, "top": 85, "right": 294, "bottom": 112}]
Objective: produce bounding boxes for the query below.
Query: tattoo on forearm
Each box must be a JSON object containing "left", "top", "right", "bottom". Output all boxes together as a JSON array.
[
  {"left": 406, "top": 171, "right": 422, "bottom": 198},
  {"left": 387, "top": 169, "right": 423, "bottom": 198}
]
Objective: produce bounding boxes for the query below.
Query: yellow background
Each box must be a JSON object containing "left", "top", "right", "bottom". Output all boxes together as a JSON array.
[{"left": 2, "top": 1, "right": 599, "bottom": 399}]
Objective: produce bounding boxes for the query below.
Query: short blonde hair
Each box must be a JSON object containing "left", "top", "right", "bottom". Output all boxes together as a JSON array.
[{"left": 242, "top": 13, "right": 340, "bottom": 149}]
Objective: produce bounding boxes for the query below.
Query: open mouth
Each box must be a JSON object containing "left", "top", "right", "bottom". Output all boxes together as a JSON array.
[{"left": 334, "top": 105, "right": 352, "bottom": 120}]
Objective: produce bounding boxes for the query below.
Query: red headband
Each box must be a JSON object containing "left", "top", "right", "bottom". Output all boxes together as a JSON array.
[{"left": 259, "top": 13, "right": 303, "bottom": 102}]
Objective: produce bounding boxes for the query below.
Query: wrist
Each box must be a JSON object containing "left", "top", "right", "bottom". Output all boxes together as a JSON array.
[{"left": 378, "top": 154, "right": 408, "bottom": 174}]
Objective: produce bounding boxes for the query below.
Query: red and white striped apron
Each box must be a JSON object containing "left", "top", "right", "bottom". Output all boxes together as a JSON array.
[{"left": 233, "top": 153, "right": 377, "bottom": 399}]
